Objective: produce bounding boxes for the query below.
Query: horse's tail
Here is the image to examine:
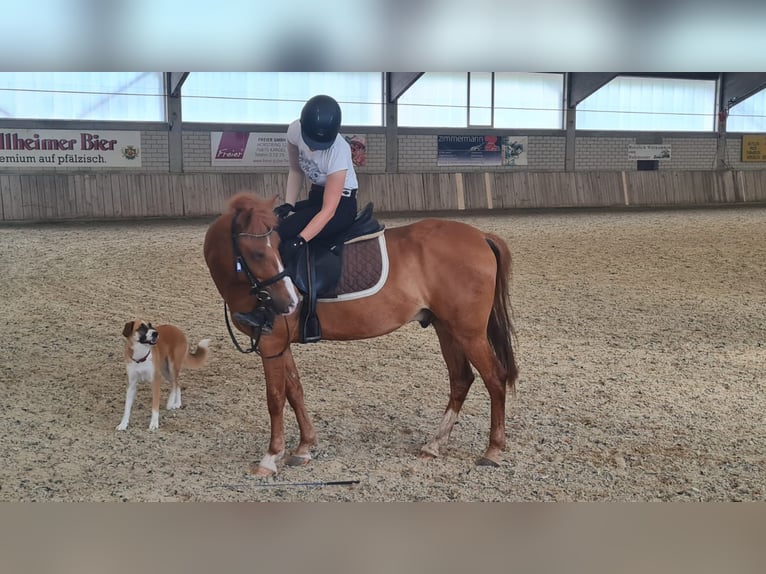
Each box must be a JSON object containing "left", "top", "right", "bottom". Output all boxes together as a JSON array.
[{"left": 485, "top": 234, "right": 519, "bottom": 394}]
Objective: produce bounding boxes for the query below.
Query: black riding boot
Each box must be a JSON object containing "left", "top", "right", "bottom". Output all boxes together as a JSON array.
[{"left": 300, "top": 245, "right": 322, "bottom": 343}]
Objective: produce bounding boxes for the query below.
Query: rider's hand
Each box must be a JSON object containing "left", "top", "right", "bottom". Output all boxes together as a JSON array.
[
  {"left": 280, "top": 235, "right": 306, "bottom": 263},
  {"left": 274, "top": 203, "right": 293, "bottom": 221}
]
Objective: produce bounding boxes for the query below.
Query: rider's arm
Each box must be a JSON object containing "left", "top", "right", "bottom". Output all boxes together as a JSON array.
[{"left": 284, "top": 142, "right": 304, "bottom": 206}]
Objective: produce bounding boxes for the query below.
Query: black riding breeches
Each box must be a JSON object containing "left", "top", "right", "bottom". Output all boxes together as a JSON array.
[{"left": 277, "top": 185, "right": 358, "bottom": 244}]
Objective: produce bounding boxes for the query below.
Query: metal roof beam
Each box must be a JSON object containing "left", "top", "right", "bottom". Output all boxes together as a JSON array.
[
  {"left": 387, "top": 73, "right": 424, "bottom": 102},
  {"left": 167, "top": 72, "right": 190, "bottom": 97},
  {"left": 567, "top": 73, "right": 618, "bottom": 107},
  {"left": 721, "top": 72, "right": 766, "bottom": 109}
]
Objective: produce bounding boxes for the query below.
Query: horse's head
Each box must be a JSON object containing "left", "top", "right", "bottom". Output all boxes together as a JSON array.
[{"left": 204, "top": 192, "right": 300, "bottom": 321}]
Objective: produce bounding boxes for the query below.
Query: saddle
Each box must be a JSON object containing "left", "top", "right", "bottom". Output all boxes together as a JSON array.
[{"left": 287, "top": 202, "right": 384, "bottom": 343}]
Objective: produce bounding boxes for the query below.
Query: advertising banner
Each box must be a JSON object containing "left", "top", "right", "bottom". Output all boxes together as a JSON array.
[
  {"left": 502, "top": 137, "right": 528, "bottom": 166},
  {"left": 741, "top": 135, "right": 766, "bottom": 162},
  {"left": 212, "top": 132, "right": 367, "bottom": 167},
  {"left": 0, "top": 129, "right": 142, "bottom": 168},
  {"left": 437, "top": 135, "right": 528, "bottom": 166},
  {"left": 211, "top": 132, "right": 288, "bottom": 167},
  {"left": 627, "top": 144, "right": 671, "bottom": 160},
  {"left": 344, "top": 134, "right": 366, "bottom": 167}
]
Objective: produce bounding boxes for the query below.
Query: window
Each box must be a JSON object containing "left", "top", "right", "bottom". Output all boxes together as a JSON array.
[
  {"left": 0, "top": 72, "right": 165, "bottom": 121},
  {"left": 469, "top": 72, "right": 492, "bottom": 126},
  {"left": 494, "top": 73, "right": 563, "bottom": 129},
  {"left": 577, "top": 76, "right": 716, "bottom": 131},
  {"left": 398, "top": 73, "right": 467, "bottom": 128},
  {"left": 727, "top": 89, "right": 766, "bottom": 132},
  {"left": 181, "top": 72, "right": 383, "bottom": 125},
  {"left": 399, "top": 72, "right": 564, "bottom": 129}
]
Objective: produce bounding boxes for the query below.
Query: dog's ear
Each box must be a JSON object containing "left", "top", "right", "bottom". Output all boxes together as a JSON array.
[{"left": 122, "top": 321, "right": 135, "bottom": 338}]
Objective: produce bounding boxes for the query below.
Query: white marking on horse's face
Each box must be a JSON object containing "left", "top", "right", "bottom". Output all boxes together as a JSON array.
[{"left": 269, "top": 238, "right": 299, "bottom": 314}]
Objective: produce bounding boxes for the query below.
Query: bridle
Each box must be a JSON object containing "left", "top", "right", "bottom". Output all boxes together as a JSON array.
[{"left": 224, "top": 209, "right": 291, "bottom": 359}]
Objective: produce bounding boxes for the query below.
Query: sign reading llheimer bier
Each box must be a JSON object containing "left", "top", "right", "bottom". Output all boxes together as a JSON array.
[
  {"left": 0, "top": 129, "right": 142, "bottom": 168},
  {"left": 741, "top": 135, "right": 766, "bottom": 162}
]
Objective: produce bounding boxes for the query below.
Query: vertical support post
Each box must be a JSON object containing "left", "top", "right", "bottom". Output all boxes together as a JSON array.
[
  {"left": 715, "top": 73, "right": 728, "bottom": 170},
  {"left": 167, "top": 94, "right": 183, "bottom": 173},
  {"left": 565, "top": 105, "right": 576, "bottom": 172},
  {"left": 385, "top": 95, "right": 398, "bottom": 173},
  {"left": 564, "top": 74, "right": 576, "bottom": 172}
]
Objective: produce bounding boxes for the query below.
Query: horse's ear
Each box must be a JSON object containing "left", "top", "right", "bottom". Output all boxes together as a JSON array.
[
  {"left": 269, "top": 195, "right": 278, "bottom": 208},
  {"left": 122, "top": 321, "right": 134, "bottom": 338}
]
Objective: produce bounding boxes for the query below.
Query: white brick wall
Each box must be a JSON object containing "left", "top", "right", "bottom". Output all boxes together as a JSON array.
[
  {"left": 8, "top": 129, "right": 758, "bottom": 173},
  {"left": 575, "top": 136, "right": 721, "bottom": 170},
  {"left": 398, "top": 135, "right": 434, "bottom": 171},
  {"left": 529, "top": 136, "right": 565, "bottom": 170},
  {"left": 661, "top": 137, "right": 717, "bottom": 170},
  {"left": 575, "top": 137, "right": 637, "bottom": 170},
  {"left": 140, "top": 132, "right": 169, "bottom": 171},
  {"left": 183, "top": 132, "right": 211, "bottom": 170}
]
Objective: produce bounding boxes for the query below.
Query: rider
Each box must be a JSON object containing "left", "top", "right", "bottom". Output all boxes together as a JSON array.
[
  {"left": 274, "top": 94, "right": 359, "bottom": 343},
  {"left": 274, "top": 94, "right": 359, "bottom": 263}
]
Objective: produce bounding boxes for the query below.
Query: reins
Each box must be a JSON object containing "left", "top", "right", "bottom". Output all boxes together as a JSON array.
[
  {"left": 224, "top": 209, "right": 292, "bottom": 359},
  {"left": 223, "top": 300, "right": 290, "bottom": 359}
]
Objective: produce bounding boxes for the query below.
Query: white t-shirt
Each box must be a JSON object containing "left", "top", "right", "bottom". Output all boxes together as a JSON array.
[{"left": 286, "top": 119, "right": 358, "bottom": 191}]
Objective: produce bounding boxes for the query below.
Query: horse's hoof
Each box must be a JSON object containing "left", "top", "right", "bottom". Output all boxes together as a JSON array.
[
  {"left": 475, "top": 456, "right": 501, "bottom": 467},
  {"left": 285, "top": 454, "right": 311, "bottom": 467},
  {"left": 250, "top": 463, "right": 275, "bottom": 477}
]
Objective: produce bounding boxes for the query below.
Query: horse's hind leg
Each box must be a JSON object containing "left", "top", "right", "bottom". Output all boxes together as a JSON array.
[
  {"left": 459, "top": 336, "right": 508, "bottom": 466},
  {"left": 420, "top": 321, "right": 475, "bottom": 459},
  {"left": 282, "top": 347, "right": 317, "bottom": 467}
]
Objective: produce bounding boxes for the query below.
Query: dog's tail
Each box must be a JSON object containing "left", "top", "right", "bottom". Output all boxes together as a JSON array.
[{"left": 184, "top": 339, "right": 210, "bottom": 368}]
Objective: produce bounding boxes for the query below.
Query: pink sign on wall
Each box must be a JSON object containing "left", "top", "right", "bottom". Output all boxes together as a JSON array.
[{"left": 211, "top": 132, "right": 288, "bottom": 166}]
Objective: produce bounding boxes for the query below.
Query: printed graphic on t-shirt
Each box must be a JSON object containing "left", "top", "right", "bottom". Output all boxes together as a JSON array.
[{"left": 298, "top": 153, "right": 322, "bottom": 184}]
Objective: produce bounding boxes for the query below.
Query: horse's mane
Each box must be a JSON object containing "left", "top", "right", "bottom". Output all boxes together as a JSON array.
[{"left": 227, "top": 191, "right": 277, "bottom": 231}]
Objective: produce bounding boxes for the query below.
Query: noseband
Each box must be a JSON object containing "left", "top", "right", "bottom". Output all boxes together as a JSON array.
[{"left": 225, "top": 209, "right": 290, "bottom": 358}]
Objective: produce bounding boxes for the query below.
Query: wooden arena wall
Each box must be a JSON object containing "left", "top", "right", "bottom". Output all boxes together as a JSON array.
[{"left": 1, "top": 170, "right": 765, "bottom": 222}]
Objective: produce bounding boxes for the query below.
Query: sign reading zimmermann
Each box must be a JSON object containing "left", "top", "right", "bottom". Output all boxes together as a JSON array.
[
  {"left": 437, "top": 135, "right": 528, "bottom": 166},
  {"left": 0, "top": 129, "right": 142, "bottom": 168}
]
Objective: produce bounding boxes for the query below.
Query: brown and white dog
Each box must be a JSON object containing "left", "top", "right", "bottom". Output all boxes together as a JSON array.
[{"left": 117, "top": 319, "right": 210, "bottom": 431}]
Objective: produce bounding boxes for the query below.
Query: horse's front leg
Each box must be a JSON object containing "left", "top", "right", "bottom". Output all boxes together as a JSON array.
[
  {"left": 282, "top": 346, "right": 317, "bottom": 467},
  {"left": 252, "top": 356, "right": 288, "bottom": 477}
]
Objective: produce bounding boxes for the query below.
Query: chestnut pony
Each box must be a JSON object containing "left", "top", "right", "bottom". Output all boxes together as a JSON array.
[{"left": 203, "top": 192, "right": 518, "bottom": 476}]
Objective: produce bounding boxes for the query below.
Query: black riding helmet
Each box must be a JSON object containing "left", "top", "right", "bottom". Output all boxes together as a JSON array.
[{"left": 300, "top": 95, "right": 341, "bottom": 150}]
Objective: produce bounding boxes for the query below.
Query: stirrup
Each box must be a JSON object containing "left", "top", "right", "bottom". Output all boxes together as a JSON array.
[{"left": 301, "top": 313, "right": 322, "bottom": 343}]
